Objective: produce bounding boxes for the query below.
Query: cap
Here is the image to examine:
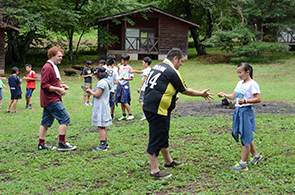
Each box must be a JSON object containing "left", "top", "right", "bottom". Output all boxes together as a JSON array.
[{"left": 86, "top": 60, "right": 92, "bottom": 65}]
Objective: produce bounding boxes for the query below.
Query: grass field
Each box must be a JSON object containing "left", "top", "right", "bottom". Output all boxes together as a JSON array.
[{"left": 0, "top": 52, "right": 295, "bottom": 194}]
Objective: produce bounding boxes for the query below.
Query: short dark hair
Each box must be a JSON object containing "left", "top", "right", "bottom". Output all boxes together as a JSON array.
[
  {"left": 86, "top": 60, "right": 92, "bottom": 65},
  {"left": 25, "top": 64, "right": 32, "bottom": 68},
  {"left": 121, "top": 54, "right": 130, "bottom": 61},
  {"left": 166, "top": 48, "right": 185, "bottom": 61},
  {"left": 106, "top": 59, "right": 114, "bottom": 66},
  {"left": 108, "top": 54, "right": 116, "bottom": 61},
  {"left": 143, "top": 57, "right": 152, "bottom": 65},
  {"left": 12, "top": 67, "right": 19, "bottom": 74},
  {"left": 99, "top": 59, "right": 105, "bottom": 64}
]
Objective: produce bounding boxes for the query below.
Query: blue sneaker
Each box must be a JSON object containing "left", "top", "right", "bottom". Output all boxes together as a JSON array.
[
  {"left": 248, "top": 154, "right": 262, "bottom": 165},
  {"left": 230, "top": 162, "right": 248, "bottom": 171},
  {"left": 92, "top": 145, "right": 107, "bottom": 151}
]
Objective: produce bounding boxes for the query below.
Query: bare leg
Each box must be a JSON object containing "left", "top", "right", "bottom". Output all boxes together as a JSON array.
[
  {"left": 249, "top": 141, "right": 258, "bottom": 157},
  {"left": 241, "top": 145, "right": 251, "bottom": 162},
  {"left": 98, "top": 127, "right": 107, "bottom": 140},
  {"left": 12, "top": 100, "right": 18, "bottom": 112},
  {"left": 58, "top": 124, "right": 67, "bottom": 135},
  {"left": 148, "top": 153, "right": 160, "bottom": 174},
  {"left": 123, "top": 103, "right": 132, "bottom": 114},
  {"left": 111, "top": 107, "right": 115, "bottom": 115},
  {"left": 83, "top": 95, "right": 86, "bottom": 103},
  {"left": 28, "top": 96, "right": 32, "bottom": 104},
  {"left": 6, "top": 99, "right": 13, "bottom": 111},
  {"left": 161, "top": 148, "right": 173, "bottom": 165},
  {"left": 39, "top": 125, "right": 49, "bottom": 139},
  {"left": 87, "top": 96, "right": 90, "bottom": 102},
  {"left": 121, "top": 103, "right": 126, "bottom": 114}
]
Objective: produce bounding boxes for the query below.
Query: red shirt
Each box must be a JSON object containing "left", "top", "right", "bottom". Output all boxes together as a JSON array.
[
  {"left": 26, "top": 70, "right": 37, "bottom": 89},
  {"left": 40, "top": 61, "right": 62, "bottom": 108}
]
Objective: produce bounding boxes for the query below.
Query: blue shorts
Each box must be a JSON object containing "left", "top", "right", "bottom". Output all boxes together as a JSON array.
[
  {"left": 109, "top": 92, "right": 114, "bottom": 107},
  {"left": 115, "top": 82, "right": 131, "bottom": 104},
  {"left": 0, "top": 88, "right": 2, "bottom": 100},
  {"left": 41, "top": 101, "right": 70, "bottom": 127},
  {"left": 25, "top": 88, "right": 35, "bottom": 98}
]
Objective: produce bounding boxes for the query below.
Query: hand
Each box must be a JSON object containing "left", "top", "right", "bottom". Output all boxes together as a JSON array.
[
  {"left": 59, "top": 88, "right": 66, "bottom": 96},
  {"left": 238, "top": 98, "right": 246, "bottom": 105},
  {"left": 137, "top": 88, "right": 141, "bottom": 93},
  {"left": 176, "top": 95, "right": 180, "bottom": 101},
  {"left": 201, "top": 88, "right": 214, "bottom": 101},
  {"left": 217, "top": 92, "right": 225, "bottom": 98},
  {"left": 61, "top": 84, "right": 69, "bottom": 90},
  {"left": 117, "top": 63, "right": 121, "bottom": 68},
  {"left": 85, "top": 87, "right": 91, "bottom": 93}
]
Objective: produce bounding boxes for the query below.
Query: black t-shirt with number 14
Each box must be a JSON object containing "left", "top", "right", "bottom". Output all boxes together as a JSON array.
[{"left": 143, "top": 61, "right": 187, "bottom": 116}]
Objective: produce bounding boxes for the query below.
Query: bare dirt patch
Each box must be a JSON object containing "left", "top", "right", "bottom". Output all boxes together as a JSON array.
[{"left": 173, "top": 101, "right": 295, "bottom": 117}]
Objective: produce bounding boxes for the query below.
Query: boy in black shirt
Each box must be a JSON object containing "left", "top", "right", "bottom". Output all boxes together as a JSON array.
[{"left": 82, "top": 60, "right": 93, "bottom": 106}]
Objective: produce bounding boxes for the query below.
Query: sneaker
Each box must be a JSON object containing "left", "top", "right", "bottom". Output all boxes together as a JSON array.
[
  {"left": 58, "top": 142, "right": 77, "bottom": 151},
  {"left": 87, "top": 101, "right": 92, "bottom": 106},
  {"left": 5, "top": 111, "right": 10, "bottom": 113},
  {"left": 248, "top": 154, "right": 263, "bottom": 165},
  {"left": 27, "top": 106, "right": 32, "bottom": 110},
  {"left": 150, "top": 171, "right": 172, "bottom": 179},
  {"left": 25, "top": 104, "right": 28, "bottom": 108},
  {"left": 38, "top": 144, "right": 56, "bottom": 150},
  {"left": 11, "top": 111, "right": 17, "bottom": 114},
  {"left": 126, "top": 115, "right": 135, "bottom": 120},
  {"left": 83, "top": 102, "right": 89, "bottom": 106},
  {"left": 118, "top": 116, "right": 127, "bottom": 121},
  {"left": 164, "top": 161, "right": 184, "bottom": 169},
  {"left": 230, "top": 162, "right": 248, "bottom": 171},
  {"left": 140, "top": 115, "right": 146, "bottom": 121},
  {"left": 0, "top": 105, "right": 2, "bottom": 109},
  {"left": 92, "top": 144, "right": 107, "bottom": 151}
]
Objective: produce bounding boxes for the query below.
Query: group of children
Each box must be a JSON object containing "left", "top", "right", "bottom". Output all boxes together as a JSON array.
[
  {"left": 1, "top": 55, "right": 262, "bottom": 171},
  {"left": 0, "top": 64, "right": 37, "bottom": 113},
  {"left": 82, "top": 54, "right": 152, "bottom": 121}
]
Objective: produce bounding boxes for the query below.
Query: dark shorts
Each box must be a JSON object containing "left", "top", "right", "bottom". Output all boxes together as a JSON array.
[
  {"left": 11, "top": 94, "right": 22, "bottom": 100},
  {"left": 0, "top": 88, "right": 2, "bottom": 99},
  {"left": 25, "top": 88, "right": 35, "bottom": 98},
  {"left": 115, "top": 82, "right": 131, "bottom": 104},
  {"left": 144, "top": 110, "right": 170, "bottom": 157},
  {"left": 109, "top": 92, "right": 114, "bottom": 107},
  {"left": 41, "top": 101, "right": 70, "bottom": 127}
]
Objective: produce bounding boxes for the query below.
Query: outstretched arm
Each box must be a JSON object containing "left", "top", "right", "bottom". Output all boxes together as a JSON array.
[
  {"left": 181, "top": 88, "right": 214, "bottom": 101},
  {"left": 217, "top": 91, "right": 236, "bottom": 100}
]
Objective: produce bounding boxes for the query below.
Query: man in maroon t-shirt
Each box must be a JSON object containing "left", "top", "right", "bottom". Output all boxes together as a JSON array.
[{"left": 38, "top": 46, "right": 77, "bottom": 151}]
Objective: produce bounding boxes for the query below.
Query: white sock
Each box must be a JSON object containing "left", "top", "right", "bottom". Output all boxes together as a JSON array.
[{"left": 240, "top": 160, "right": 246, "bottom": 165}]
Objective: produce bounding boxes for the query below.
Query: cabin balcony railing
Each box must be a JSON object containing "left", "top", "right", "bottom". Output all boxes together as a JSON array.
[{"left": 125, "top": 36, "right": 159, "bottom": 53}]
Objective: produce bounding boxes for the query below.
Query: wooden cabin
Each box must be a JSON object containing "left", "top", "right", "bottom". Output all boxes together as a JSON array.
[
  {"left": 0, "top": 18, "right": 20, "bottom": 74},
  {"left": 94, "top": 5, "right": 199, "bottom": 60}
]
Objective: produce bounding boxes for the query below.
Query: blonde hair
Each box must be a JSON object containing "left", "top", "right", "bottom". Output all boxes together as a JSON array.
[{"left": 47, "top": 46, "right": 64, "bottom": 59}]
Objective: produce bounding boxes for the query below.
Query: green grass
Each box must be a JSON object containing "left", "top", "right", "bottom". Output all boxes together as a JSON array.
[{"left": 0, "top": 53, "right": 295, "bottom": 194}]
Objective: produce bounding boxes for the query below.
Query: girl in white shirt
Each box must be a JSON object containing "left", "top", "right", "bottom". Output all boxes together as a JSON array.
[{"left": 218, "top": 62, "right": 262, "bottom": 171}]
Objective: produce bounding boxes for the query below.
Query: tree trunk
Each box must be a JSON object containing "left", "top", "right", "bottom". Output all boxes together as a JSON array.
[
  {"left": 68, "top": 28, "right": 74, "bottom": 62},
  {"left": 6, "top": 29, "right": 36, "bottom": 65},
  {"left": 184, "top": 1, "right": 207, "bottom": 55}
]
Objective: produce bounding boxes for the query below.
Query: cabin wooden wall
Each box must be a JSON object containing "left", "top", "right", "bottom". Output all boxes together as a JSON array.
[
  {"left": 158, "top": 14, "right": 188, "bottom": 55},
  {"left": 0, "top": 29, "right": 4, "bottom": 74}
]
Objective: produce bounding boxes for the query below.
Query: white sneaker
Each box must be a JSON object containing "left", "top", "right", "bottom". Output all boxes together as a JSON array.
[
  {"left": 118, "top": 116, "right": 127, "bottom": 121},
  {"left": 83, "top": 102, "right": 89, "bottom": 106},
  {"left": 126, "top": 115, "right": 135, "bottom": 120},
  {"left": 87, "top": 102, "right": 92, "bottom": 106},
  {"left": 140, "top": 115, "right": 146, "bottom": 121}
]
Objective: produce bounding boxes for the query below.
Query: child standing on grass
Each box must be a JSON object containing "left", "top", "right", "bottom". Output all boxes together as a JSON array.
[
  {"left": 82, "top": 60, "right": 93, "bottom": 106},
  {"left": 130, "top": 56, "right": 152, "bottom": 121},
  {"left": 6, "top": 67, "right": 22, "bottom": 113},
  {"left": 116, "top": 53, "right": 134, "bottom": 121},
  {"left": 218, "top": 62, "right": 262, "bottom": 171},
  {"left": 105, "top": 59, "right": 119, "bottom": 120},
  {"left": 24, "top": 64, "right": 37, "bottom": 110},
  {"left": 0, "top": 77, "right": 7, "bottom": 109},
  {"left": 85, "top": 66, "right": 112, "bottom": 151}
]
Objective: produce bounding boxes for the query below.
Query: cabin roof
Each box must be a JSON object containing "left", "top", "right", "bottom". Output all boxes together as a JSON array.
[{"left": 95, "top": 5, "right": 199, "bottom": 28}]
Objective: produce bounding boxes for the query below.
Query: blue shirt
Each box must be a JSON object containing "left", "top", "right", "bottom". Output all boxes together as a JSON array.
[{"left": 8, "top": 75, "right": 22, "bottom": 96}]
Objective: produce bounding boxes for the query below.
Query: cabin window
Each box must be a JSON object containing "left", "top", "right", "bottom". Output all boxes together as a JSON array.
[{"left": 126, "top": 28, "right": 155, "bottom": 51}]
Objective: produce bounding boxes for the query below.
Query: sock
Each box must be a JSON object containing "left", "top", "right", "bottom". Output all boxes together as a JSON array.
[
  {"left": 239, "top": 160, "right": 246, "bottom": 165},
  {"left": 111, "top": 114, "right": 114, "bottom": 118},
  {"left": 29, "top": 104, "right": 32, "bottom": 107},
  {"left": 105, "top": 138, "right": 108, "bottom": 145},
  {"left": 128, "top": 113, "right": 132, "bottom": 116},
  {"left": 123, "top": 113, "right": 127, "bottom": 117},
  {"left": 39, "top": 139, "right": 45, "bottom": 145},
  {"left": 26, "top": 102, "right": 29, "bottom": 106},
  {"left": 100, "top": 140, "right": 106, "bottom": 147},
  {"left": 59, "top": 135, "right": 66, "bottom": 143}
]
